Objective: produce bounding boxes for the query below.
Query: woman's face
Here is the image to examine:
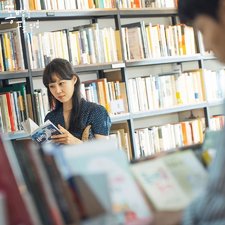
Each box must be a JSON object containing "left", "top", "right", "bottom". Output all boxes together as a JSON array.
[{"left": 48, "top": 73, "right": 77, "bottom": 104}]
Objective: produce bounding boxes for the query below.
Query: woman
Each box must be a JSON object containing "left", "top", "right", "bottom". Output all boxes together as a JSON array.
[{"left": 43, "top": 58, "right": 111, "bottom": 145}]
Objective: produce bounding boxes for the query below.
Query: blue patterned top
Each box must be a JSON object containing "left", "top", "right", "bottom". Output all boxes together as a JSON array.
[{"left": 44, "top": 98, "right": 111, "bottom": 140}]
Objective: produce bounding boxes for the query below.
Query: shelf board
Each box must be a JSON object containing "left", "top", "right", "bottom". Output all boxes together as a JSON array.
[
  {"left": 26, "top": 9, "right": 118, "bottom": 20},
  {"left": 4, "top": 131, "right": 29, "bottom": 140},
  {"left": 111, "top": 113, "right": 131, "bottom": 122},
  {"left": 207, "top": 100, "right": 224, "bottom": 108},
  {"left": 202, "top": 55, "right": 217, "bottom": 60},
  {"left": 31, "top": 62, "right": 125, "bottom": 76},
  {"left": 0, "top": 8, "right": 177, "bottom": 20},
  {"left": 74, "top": 62, "right": 125, "bottom": 72},
  {"left": 119, "top": 8, "right": 177, "bottom": 17},
  {"left": 31, "top": 69, "right": 44, "bottom": 77},
  {"left": 132, "top": 102, "right": 208, "bottom": 119},
  {"left": 126, "top": 54, "right": 202, "bottom": 67},
  {"left": 0, "top": 11, "right": 23, "bottom": 19},
  {"left": 0, "top": 70, "right": 29, "bottom": 80}
]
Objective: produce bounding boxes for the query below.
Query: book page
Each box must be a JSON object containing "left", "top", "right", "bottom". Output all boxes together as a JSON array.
[{"left": 21, "top": 118, "right": 39, "bottom": 134}]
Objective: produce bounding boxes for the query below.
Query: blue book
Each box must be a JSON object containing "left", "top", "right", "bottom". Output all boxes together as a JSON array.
[{"left": 21, "top": 118, "right": 62, "bottom": 145}]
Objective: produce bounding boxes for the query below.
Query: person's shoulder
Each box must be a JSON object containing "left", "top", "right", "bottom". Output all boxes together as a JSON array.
[{"left": 44, "top": 108, "right": 61, "bottom": 121}]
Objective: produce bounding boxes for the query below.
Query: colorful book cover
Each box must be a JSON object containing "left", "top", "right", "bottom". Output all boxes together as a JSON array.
[{"left": 22, "top": 118, "right": 62, "bottom": 145}]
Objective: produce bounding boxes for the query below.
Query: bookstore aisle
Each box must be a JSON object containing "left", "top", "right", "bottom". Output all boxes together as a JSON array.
[{"left": 0, "top": 0, "right": 225, "bottom": 224}]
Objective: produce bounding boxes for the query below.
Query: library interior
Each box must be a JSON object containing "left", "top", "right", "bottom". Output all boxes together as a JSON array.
[{"left": 0, "top": 0, "right": 225, "bottom": 224}]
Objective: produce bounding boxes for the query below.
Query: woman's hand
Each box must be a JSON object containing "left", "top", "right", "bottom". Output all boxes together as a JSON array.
[{"left": 51, "top": 124, "right": 83, "bottom": 145}]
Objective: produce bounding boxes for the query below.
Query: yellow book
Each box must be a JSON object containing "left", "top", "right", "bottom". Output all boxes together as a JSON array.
[
  {"left": 115, "top": 30, "right": 123, "bottom": 61},
  {"left": 0, "top": 41, "right": 4, "bottom": 72},
  {"left": 29, "top": 0, "right": 35, "bottom": 10},
  {"left": 3, "top": 33, "right": 13, "bottom": 71},
  {"left": 75, "top": 31, "right": 81, "bottom": 65}
]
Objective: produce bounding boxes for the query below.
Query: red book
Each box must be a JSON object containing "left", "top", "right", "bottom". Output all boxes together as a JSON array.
[
  {"left": 0, "top": 134, "right": 34, "bottom": 225},
  {"left": 5, "top": 92, "right": 16, "bottom": 132}
]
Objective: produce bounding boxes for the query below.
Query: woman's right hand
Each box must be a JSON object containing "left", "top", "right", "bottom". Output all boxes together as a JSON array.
[{"left": 51, "top": 124, "right": 83, "bottom": 145}]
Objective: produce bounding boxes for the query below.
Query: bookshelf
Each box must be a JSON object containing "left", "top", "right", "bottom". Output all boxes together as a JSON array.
[{"left": 0, "top": 4, "right": 224, "bottom": 160}]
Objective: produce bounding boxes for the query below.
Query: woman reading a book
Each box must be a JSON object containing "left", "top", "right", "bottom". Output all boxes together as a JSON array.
[{"left": 42, "top": 58, "right": 111, "bottom": 145}]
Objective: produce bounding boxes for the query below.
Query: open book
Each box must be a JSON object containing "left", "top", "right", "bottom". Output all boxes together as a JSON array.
[{"left": 21, "top": 118, "right": 62, "bottom": 145}]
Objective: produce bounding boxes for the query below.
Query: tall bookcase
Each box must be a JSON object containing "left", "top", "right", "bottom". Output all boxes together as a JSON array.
[{"left": 0, "top": 4, "right": 224, "bottom": 160}]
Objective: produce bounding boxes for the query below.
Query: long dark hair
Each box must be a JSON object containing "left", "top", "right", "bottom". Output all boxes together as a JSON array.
[
  {"left": 178, "top": 0, "right": 220, "bottom": 25},
  {"left": 43, "top": 58, "right": 81, "bottom": 131}
]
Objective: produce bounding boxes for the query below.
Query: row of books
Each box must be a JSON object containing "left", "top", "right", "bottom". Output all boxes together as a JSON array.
[
  {"left": 122, "top": 22, "right": 197, "bottom": 60},
  {"left": 33, "top": 79, "right": 128, "bottom": 125},
  {"left": 119, "top": 0, "right": 177, "bottom": 8},
  {"left": 0, "top": 83, "right": 32, "bottom": 133},
  {"left": 110, "top": 122, "right": 132, "bottom": 160},
  {"left": 109, "top": 117, "right": 224, "bottom": 160},
  {"left": 144, "top": 0, "right": 177, "bottom": 8},
  {"left": 0, "top": 0, "right": 14, "bottom": 11},
  {"left": 33, "top": 89, "right": 50, "bottom": 126},
  {"left": 1, "top": 67, "right": 224, "bottom": 133},
  {"left": 0, "top": 23, "right": 24, "bottom": 72},
  {"left": 27, "top": 31, "right": 70, "bottom": 70},
  {"left": 25, "top": 0, "right": 117, "bottom": 10},
  {"left": 1, "top": 68, "right": 223, "bottom": 133},
  {"left": 134, "top": 118, "right": 205, "bottom": 158},
  {"left": 28, "top": 25, "right": 121, "bottom": 69},
  {"left": 81, "top": 78, "right": 128, "bottom": 115},
  {"left": 69, "top": 25, "right": 121, "bottom": 66},
  {"left": 0, "top": 135, "right": 209, "bottom": 224},
  {"left": 0, "top": 23, "right": 213, "bottom": 73},
  {"left": 128, "top": 70, "right": 204, "bottom": 113},
  {"left": 1, "top": 0, "right": 177, "bottom": 10}
]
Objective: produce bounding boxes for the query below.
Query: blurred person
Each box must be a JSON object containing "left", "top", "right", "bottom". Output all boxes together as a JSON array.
[{"left": 151, "top": 0, "right": 225, "bottom": 224}]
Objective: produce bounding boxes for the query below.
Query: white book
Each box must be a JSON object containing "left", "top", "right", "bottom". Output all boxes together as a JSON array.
[{"left": 145, "top": 76, "right": 154, "bottom": 110}]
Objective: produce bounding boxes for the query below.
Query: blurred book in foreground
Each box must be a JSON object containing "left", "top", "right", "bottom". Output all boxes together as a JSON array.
[
  {"left": 42, "top": 139, "right": 153, "bottom": 225},
  {"left": 131, "top": 149, "right": 208, "bottom": 211}
]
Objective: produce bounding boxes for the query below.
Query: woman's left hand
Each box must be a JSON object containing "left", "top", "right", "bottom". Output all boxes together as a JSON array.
[{"left": 51, "top": 124, "right": 83, "bottom": 145}]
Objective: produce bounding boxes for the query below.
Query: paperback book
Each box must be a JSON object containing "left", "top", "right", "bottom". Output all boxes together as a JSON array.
[{"left": 21, "top": 118, "right": 62, "bottom": 145}]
